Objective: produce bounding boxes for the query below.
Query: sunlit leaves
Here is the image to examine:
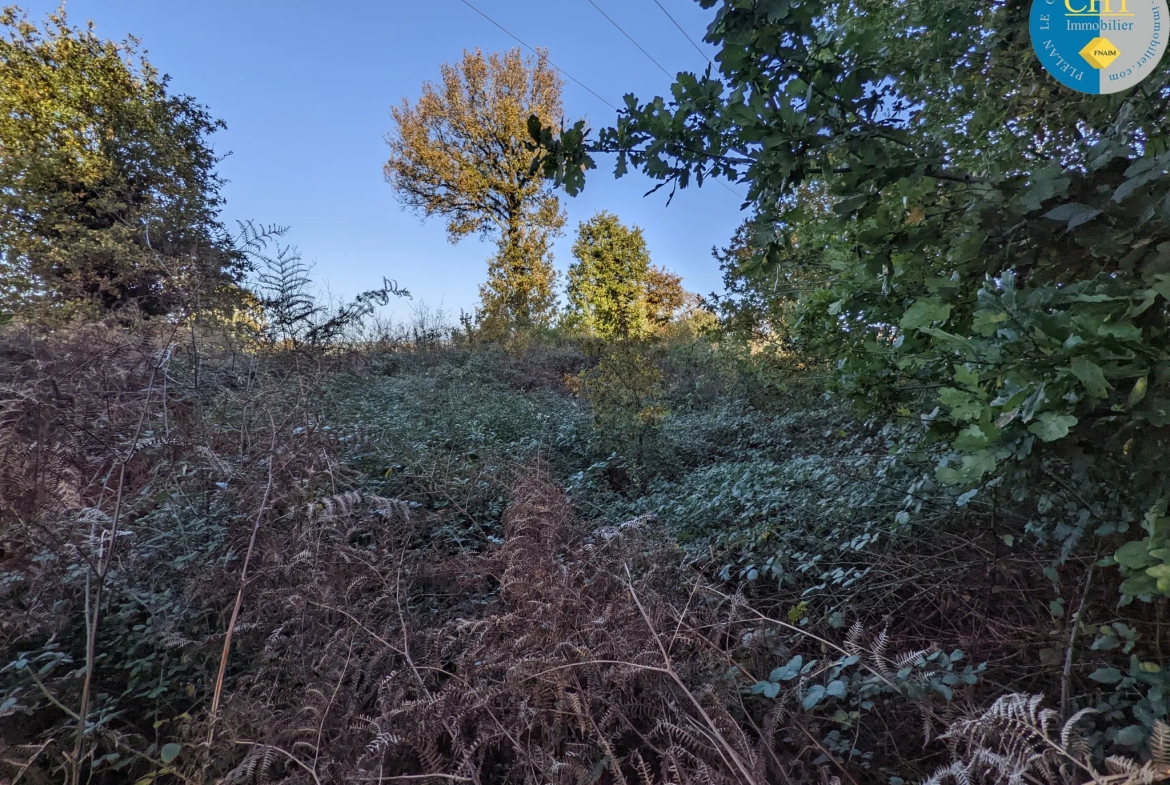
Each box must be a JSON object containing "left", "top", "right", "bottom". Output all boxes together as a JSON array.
[
  {"left": 0, "top": 7, "right": 233, "bottom": 315},
  {"left": 899, "top": 299, "right": 951, "bottom": 330},
  {"left": 386, "top": 48, "right": 568, "bottom": 334},
  {"left": 567, "top": 212, "right": 653, "bottom": 340}
]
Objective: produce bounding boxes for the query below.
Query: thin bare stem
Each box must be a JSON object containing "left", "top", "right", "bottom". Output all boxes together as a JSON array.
[
  {"left": 71, "top": 346, "right": 168, "bottom": 785},
  {"left": 1062, "top": 555, "right": 1097, "bottom": 717},
  {"left": 206, "top": 415, "right": 278, "bottom": 745},
  {"left": 624, "top": 564, "right": 760, "bottom": 785},
  {"left": 8, "top": 740, "right": 52, "bottom": 785},
  {"left": 314, "top": 635, "right": 355, "bottom": 773}
]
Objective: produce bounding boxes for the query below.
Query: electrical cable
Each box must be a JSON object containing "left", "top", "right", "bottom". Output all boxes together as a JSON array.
[
  {"left": 584, "top": 0, "right": 674, "bottom": 79},
  {"left": 648, "top": 0, "right": 712, "bottom": 65},
  {"left": 456, "top": 0, "right": 619, "bottom": 111},
  {"left": 455, "top": 0, "right": 745, "bottom": 200}
]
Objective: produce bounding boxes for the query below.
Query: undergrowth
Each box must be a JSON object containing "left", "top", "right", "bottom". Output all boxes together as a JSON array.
[{"left": 2, "top": 329, "right": 1169, "bottom": 784}]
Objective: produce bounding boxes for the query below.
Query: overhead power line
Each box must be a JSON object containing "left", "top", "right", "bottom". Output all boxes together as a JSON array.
[
  {"left": 584, "top": 0, "right": 674, "bottom": 80},
  {"left": 456, "top": 0, "right": 619, "bottom": 111},
  {"left": 648, "top": 0, "right": 712, "bottom": 65},
  {"left": 454, "top": 0, "right": 745, "bottom": 201},
  {"left": 583, "top": 0, "right": 744, "bottom": 200}
]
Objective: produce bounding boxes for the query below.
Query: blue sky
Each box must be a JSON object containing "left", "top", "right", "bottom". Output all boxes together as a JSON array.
[{"left": 22, "top": 1, "right": 747, "bottom": 318}]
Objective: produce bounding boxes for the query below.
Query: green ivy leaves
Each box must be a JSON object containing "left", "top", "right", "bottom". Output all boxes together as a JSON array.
[{"left": 802, "top": 679, "right": 848, "bottom": 710}]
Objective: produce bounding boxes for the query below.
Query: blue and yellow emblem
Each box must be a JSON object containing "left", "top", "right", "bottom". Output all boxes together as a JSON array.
[{"left": 1030, "top": 0, "right": 1167, "bottom": 93}]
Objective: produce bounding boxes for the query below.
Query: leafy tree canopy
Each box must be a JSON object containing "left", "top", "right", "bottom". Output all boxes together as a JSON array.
[
  {"left": 0, "top": 6, "right": 239, "bottom": 317},
  {"left": 567, "top": 211, "right": 691, "bottom": 341},
  {"left": 386, "top": 48, "right": 568, "bottom": 339},
  {"left": 568, "top": 211, "right": 652, "bottom": 340}
]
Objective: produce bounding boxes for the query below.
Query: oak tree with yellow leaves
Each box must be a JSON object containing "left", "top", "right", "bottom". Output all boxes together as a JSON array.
[{"left": 384, "top": 48, "right": 567, "bottom": 338}]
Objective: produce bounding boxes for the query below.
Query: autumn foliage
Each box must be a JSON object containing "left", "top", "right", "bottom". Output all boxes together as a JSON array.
[{"left": 385, "top": 48, "right": 567, "bottom": 338}]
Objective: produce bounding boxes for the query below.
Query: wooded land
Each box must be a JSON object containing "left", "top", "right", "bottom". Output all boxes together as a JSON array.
[{"left": 3, "top": 3, "right": 1170, "bottom": 784}]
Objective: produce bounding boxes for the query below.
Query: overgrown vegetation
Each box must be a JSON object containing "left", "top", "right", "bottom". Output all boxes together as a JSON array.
[{"left": 4, "top": 1, "right": 1170, "bottom": 784}]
